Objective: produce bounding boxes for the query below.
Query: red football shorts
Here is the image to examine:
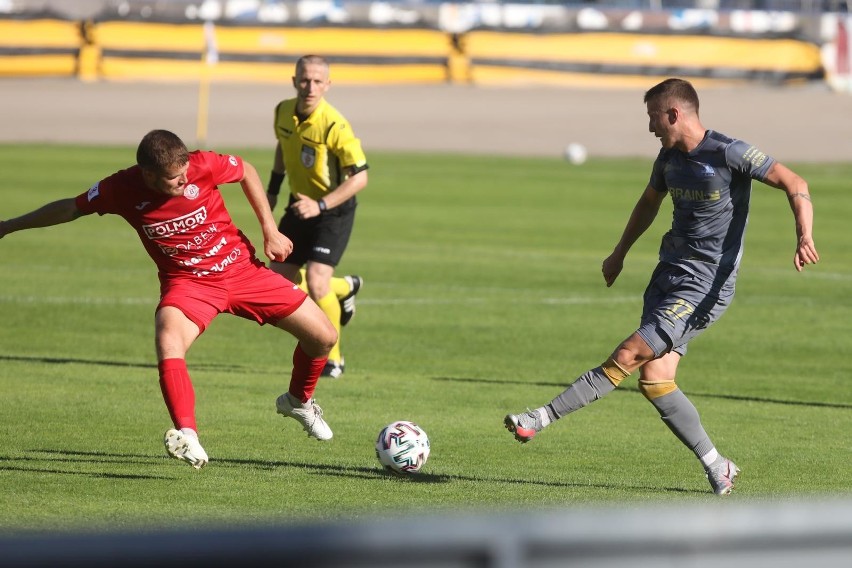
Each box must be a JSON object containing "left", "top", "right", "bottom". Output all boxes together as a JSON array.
[{"left": 158, "top": 260, "right": 308, "bottom": 333}]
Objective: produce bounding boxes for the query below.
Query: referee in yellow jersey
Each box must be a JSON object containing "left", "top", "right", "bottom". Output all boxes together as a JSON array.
[{"left": 266, "top": 55, "right": 368, "bottom": 379}]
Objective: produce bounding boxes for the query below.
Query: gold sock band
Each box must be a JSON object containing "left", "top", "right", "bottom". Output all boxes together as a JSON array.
[
  {"left": 638, "top": 380, "right": 678, "bottom": 400},
  {"left": 601, "top": 357, "right": 631, "bottom": 387}
]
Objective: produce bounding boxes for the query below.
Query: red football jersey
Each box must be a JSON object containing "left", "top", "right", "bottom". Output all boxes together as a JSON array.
[{"left": 75, "top": 151, "right": 256, "bottom": 279}]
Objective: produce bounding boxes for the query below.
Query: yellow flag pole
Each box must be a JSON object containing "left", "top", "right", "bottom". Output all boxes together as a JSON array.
[{"left": 196, "top": 20, "right": 217, "bottom": 147}]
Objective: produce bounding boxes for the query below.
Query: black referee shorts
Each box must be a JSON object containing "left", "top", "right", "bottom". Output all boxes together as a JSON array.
[{"left": 277, "top": 195, "right": 357, "bottom": 267}]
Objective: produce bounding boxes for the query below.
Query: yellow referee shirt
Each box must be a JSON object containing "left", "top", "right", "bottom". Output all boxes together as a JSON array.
[{"left": 273, "top": 98, "right": 367, "bottom": 201}]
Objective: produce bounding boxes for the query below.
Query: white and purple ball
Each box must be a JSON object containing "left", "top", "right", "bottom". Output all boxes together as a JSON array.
[{"left": 375, "top": 420, "right": 430, "bottom": 475}]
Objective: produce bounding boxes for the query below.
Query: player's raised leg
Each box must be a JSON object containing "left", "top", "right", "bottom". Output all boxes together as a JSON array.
[{"left": 505, "top": 352, "right": 632, "bottom": 443}]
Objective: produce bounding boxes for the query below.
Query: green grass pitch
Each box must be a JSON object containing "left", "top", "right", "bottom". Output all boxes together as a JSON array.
[{"left": 0, "top": 144, "right": 850, "bottom": 531}]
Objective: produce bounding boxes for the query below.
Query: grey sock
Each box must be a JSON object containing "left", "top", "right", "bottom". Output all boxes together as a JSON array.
[
  {"left": 547, "top": 366, "right": 617, "bottom": 419},
  {"left": 649, "top": 389, "right": 714, "bottom": 458}
]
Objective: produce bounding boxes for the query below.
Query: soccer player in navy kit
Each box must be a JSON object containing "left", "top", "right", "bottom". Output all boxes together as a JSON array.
[
  {"left": 0, "top": 130, "right": 340, "bottom": 469},
  {"left": 505, "top": 78, "right": 819, "bottom": 495}
]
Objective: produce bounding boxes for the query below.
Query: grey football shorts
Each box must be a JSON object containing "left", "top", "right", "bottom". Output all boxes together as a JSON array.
[{"left": 636, "top": 263, "right": 734, "bottom": 358}]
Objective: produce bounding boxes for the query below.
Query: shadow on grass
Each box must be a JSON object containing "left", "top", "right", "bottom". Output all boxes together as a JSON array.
[
  {"left": 8, "top": 450, "right": 699, "bottom": 495},
  {"left": 0, "top": 354, "right": 252, "bottom": 373},
  {"left": 435, "top": 376, "right": 852, "bottom": 410},
  {"left": 0, "top": 452, "right": 171, "bottom": 480}
]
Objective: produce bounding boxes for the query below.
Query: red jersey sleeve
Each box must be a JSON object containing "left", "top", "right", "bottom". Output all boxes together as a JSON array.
[
  {"left": 192, "top": 151, "right": 244, "bottom": 186},
  {"left": 75, "top": 167, "right": 135, "bottom": 216}
]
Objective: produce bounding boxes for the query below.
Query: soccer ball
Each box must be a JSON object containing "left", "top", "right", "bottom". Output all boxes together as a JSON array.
[
  {"left": 375, "top": 420, "right": 430, "bottom": 475},
  {"left": 564, "top": 142, "right": 588, "bottom": 165}
]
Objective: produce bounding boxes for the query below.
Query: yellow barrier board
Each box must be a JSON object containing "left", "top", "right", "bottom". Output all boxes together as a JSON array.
[
  {"left": 0, "top": 18, "right": 825, "bottom": 85},
  {"left": 92, "top": 21, "right": 205, "bottom": 51},
  {"left": 0, "top": 19, "right": 80, "bottom": 48},
  {"left": 100, "top": 58, "right": 450, "bottom": 84},
  {"left": 0, "top": 54, "right": 77, "bottom": 76},
  {"left": 0, "top": 18, "right": 79, "bottom": 76},
  {"left": 92, "top": 22, "right": 452, "bottom": 82},
  {"left": 214, "top": 26, "right": 451, "bottom": 57},
  {"left": 465, "top": 31, "right": 822, "bottom": 73}
]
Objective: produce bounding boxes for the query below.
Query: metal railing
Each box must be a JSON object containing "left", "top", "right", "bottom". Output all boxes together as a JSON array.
[{"left": 3, "top": 499, "right": 852, "bottom": 567}]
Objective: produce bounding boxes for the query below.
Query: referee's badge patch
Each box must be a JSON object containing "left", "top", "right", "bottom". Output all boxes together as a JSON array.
[{"left": 301, "top": 145, "right": 316, "bottom": 168}]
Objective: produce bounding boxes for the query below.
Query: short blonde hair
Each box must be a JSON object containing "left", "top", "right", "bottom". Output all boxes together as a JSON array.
[{"left": 295, "top": 54, "right": 329, "bottom": 75}]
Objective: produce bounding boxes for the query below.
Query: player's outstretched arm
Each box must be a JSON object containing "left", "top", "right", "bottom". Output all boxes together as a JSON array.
[
  {"left": 0, "top": 198, "right": 83, "bottom": 240},
  {"left": 239, "top": 159, "right": 293, "bottom": 262},
  {"left": 762, "top": 162, "right": 819, "bottom": 272}
]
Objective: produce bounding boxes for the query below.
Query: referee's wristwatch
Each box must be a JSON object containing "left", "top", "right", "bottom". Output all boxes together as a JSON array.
[{"left": 317, "top": 199, "right": 328, "bottom": 212}]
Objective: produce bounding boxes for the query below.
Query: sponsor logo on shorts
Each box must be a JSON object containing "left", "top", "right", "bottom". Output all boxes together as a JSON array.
[
  {"left": 313, "top": 246, "right": 331, "bottom": 255},
  {"left": 228, "top": 155, "right": 238, "bottom": 167},
  {"left": 143, "top": 207, "right": 207, "bottom": 239}
]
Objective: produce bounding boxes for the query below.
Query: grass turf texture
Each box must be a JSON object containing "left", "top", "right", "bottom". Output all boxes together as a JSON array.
[{"left": 0, "top": 144, "right": 850, "bottom": 531}]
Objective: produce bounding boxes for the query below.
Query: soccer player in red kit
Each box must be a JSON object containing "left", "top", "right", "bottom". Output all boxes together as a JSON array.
[{"left": 0, "top": 129, "right": 339, "bottom": 469}]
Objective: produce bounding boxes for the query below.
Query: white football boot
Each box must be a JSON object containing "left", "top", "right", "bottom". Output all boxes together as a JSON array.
[
  {"left": 276, "top": 392, "right": 333, "bottom": 441},
  {"left": 164, "top": 429, "right": 209, "bottom": 470}
]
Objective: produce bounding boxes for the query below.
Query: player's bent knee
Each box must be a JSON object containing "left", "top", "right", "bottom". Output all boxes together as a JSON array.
[
  {"left": 298, "top": 332, "right": 335, "bottom": 359},
  {"left": 638, "top": 379, "right": 678, "bottom": 400},
  {"left": 322, "top": 327, "right": 338, "bottom": 352},
  {"left": 309, "top": 320, "right": 338, "bottom": 355}
]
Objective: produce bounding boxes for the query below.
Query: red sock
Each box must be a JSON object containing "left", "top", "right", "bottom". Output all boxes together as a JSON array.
[
  {"left": 158, "top": 358, "right": 197, "bottom": 432},
  {"left": 288, "top": 344, "right": 327, "bottom": 403}
]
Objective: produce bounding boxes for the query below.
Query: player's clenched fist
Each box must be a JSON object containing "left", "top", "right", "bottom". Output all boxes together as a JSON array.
[{"left": 264, "top": 232, "right": 294, "bottom": 262}]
